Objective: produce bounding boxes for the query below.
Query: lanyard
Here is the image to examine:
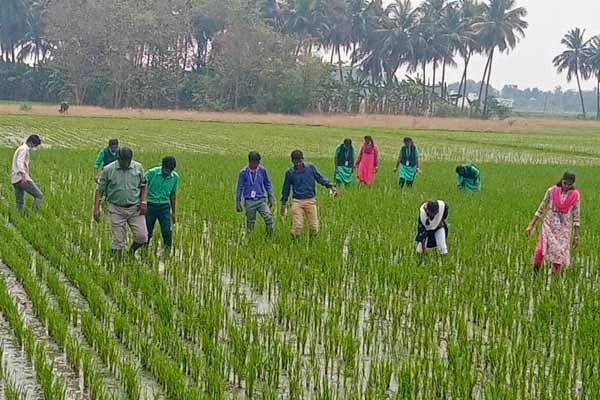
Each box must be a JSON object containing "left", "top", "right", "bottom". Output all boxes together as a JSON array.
[{"left": 248, "top": 169, "right": 258, "bottom": 186}]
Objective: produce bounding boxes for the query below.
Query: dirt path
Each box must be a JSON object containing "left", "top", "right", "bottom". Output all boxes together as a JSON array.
[{"left": 1, "top": 104, "right": 598, "bottom": 134}]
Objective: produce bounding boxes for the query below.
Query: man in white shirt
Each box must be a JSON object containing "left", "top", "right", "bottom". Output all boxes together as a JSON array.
[{"left": 11, "top": 135, "right": 43, "bottom": 211}]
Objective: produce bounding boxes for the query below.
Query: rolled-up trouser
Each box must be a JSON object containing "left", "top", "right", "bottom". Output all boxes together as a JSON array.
[
  {"left": 108, "top": 203, "right": 148, "bottom": 251},
  {"left": 291, "top": 198, "right": 318, "bottom": 236},
  {"left": 13, "top": 180, "right": 43, "bottom": 211},
  {"left": 416, "top": 227, "right": 448, "bottom": 255},
  {"left": 244, "top": 198, "right": 273, "bottom": 233},
  {"left": 146, "top": 203, "right": 172, "bottom": 247}
]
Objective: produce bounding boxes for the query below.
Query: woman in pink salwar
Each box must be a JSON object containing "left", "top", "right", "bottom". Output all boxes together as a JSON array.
[
  {"left": 526, "top": 171, "right": 580, "bottom": 274},
  {"left": 355, "top": 136, "right": 378, "bottom": 185}
]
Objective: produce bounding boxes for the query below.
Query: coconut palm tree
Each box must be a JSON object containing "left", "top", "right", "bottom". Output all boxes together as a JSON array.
[
  {"left": 473, "top": 0, "right": 527, "bottom": 115},
  {"left": 584, "top": 35, "right": 600, "bottom": 120},
  {"left": 454, "top": 0, "right": 484, "bottom": 109},
  {"left": 553, "top": 28, "right": 590, "bottom": 118}
]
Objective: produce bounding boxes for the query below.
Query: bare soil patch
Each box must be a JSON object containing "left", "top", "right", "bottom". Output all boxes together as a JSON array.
[{"left": 1, "top": 104, "right": 598, "bottom": 134}]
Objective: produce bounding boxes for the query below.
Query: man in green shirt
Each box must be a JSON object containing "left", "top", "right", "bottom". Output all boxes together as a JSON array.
[
  {"left": 94, "top": 138, "right": 120, "bottom": 183},
  {"left": 93, "top": 147, "right": 148, "bottom": 255},
  {"left": 145, "top": 156, "right": 178, "bottom": 249}
]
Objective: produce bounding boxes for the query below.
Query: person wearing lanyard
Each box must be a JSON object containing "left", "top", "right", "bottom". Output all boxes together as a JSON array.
[
  {"left": 236, "top": 151, "right": 274, "bottom": 234},
  {"left": 394, "top": 136, "right": 419, "bottom": 188},
  {"left": 334, "top": 138, "right": 355, "bottom": 186},
  {"left": 93, "top": 147, "right": 148, "bottom": 255}
]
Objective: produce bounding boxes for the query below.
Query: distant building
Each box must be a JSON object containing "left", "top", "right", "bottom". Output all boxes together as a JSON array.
[{"left": 496, "top": 98, "right": 514, "bottom": 108}]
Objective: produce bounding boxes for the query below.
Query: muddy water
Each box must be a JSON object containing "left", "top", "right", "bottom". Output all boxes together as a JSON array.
[
  {"left": 0, "top": 261, "right": 85, "bottom": 399},
  {"left": 0, "top": 312, "right": 44, "bottom": 400}
]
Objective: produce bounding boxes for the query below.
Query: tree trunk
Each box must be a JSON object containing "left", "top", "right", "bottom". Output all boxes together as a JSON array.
[
  {"left": 421, "top": 61, "right": 427, "bottom": 108},
  {"left": 597, "top": 75, "right": 599, "bottom": 120},
  {"left": 482, "top": 49, "right": 495, "bottom": 116},
  {"left": 337, "top": 45, "right": 343, "bottom": 83},
  {"left": 459, "top": 52, "right": 471, "bottom": 109},
  {"left": 431, "top": 60, "right": 437, "bottom": 96},
  {"left": 440, "top": 58, "right": 447, "bottom": 100},
  {"left": 575, "top": 69, "right": 587, "bottom": 118},
  {"left": 478, "top": 52, "right": 492, "bottom": 111}
]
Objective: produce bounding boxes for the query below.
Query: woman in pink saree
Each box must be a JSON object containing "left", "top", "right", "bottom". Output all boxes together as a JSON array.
[
  {"left": 526, "top": 171, "right": 580, "bottom": 274},
  {"left": 355, "top": 136, "right": 378, "bottom": 185}
]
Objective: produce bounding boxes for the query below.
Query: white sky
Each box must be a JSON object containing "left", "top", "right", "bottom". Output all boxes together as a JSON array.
[{"left": 384, "top": 0, "right": 600, "bottom": 91}]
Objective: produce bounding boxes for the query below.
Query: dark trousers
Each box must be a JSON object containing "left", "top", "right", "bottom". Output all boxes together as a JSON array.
[
  {"left": 13, "top": 181, "right": 43, "bottom": 211},
  {"left": 399, "top": 178, "right": 413, "bottom": 188},
  {"left": 146, "top": 203, "right": 172, "bottom": 247}
]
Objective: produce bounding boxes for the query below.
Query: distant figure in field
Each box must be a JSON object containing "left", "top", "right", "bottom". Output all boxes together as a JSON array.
[
  {"left": 94, "top": 138, "right": 120, "bottom": 183},
  {"left": 11, "top": 134, "right": 43, "bottom": 211},
  {"left": 145, "top": 156, "right": 179, "bottom": 249},
  {"left": 281, "top": 150, "right": 336, "bottom": 239},
  {"left": 394, "top": 136, "right": 419, "bottom": 188},
  {"left": 236, "top": 151, "right": 274, "bottom": 234},
  {"left": 94, "top": 147, "right": 148, "bottom": 256},
  {"left": 334, "top": 138, "right": 355, "bottom": 186},
  {"left": 456, "top": 163, "right": 481, "bottom": 192},
  {"left": 58, "top": 101, "right": 69, "bottom": 114},
  {"left": 416, "top": 200, "right": 449, "bottom": 256},
  {"left": 526, "top": 171, "right": 580, "bottom": 275},
  {"left": 355, "top": 135, "right": 378, "bottom": 185}
]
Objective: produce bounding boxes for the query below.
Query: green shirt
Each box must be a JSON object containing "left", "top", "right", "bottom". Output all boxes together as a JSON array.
[
  {"left": 94, "top": 148, "right": 119, "bottom": 168},
  {"left": 96, "top": 161, "right": 147, "bottom": 206},
  {"left": 145, "top": 166, "right": 179, "bottom": 204}
]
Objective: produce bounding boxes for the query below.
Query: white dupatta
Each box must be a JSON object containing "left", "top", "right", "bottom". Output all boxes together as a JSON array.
[{"left": 419, "top": 201, "right": 445, "bottom": 231}]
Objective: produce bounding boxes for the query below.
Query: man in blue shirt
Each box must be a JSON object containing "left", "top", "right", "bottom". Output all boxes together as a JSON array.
[
  {"left": 280, "top": 149, "right": 336, "bottom": 238},
  {"left": 236, "top": 151, "right": 274, "bottom": 234}
]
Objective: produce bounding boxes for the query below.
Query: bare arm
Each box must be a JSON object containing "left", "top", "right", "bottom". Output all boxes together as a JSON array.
[{"left": 527, "top": 189, "right": 550, "bottom": 233}]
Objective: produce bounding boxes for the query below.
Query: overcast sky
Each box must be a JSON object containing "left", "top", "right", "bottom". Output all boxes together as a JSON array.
[{"left": 386, "top": 0, "right": 600, "bottom": 92}]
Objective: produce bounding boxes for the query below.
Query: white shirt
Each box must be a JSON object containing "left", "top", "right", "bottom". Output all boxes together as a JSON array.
[{"left": 11, "top": 143, "right": 31, "bottom": 184}]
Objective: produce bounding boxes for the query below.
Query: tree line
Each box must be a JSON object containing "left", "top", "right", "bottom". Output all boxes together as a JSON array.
[
  {"left": 0, "top": 0, "right": 528, "bottom": 116},
  {"left": 553, "top": 28, "right": 600, "bottom": 120}
]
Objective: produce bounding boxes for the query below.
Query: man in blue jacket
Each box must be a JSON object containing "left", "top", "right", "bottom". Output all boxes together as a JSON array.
[
  {"left": 236, "top": 151, "right": 274, "bottom": 234},
  {"left": 280, "top": 149, "right": 336, "bottom": 238}
]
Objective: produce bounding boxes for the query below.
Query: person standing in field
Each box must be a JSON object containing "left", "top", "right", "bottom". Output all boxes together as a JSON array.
[
  {"left": 145, "top": 156, "right": 179, "bottom": 249},
  {"left": 236, "top": 151, "right": 274, "bottom": 234},
  {"left": 526, "top": 171, "right": 580, "bottom": 274},
  {"left": 334, "top": 138, "right": 355, "bottom": 186},
  {"left": 94, "top": 138, "right": 120, "bottom": 183},
  {"left": 93, "top": 147, "right": 148, "bottom": 255},
  {"left": 456, "top": 163, "right": 481, "bottom": 192},
  {"left": 355, "top": 135, "right": 378, "bottom": 185},
  {"left": 416, "top": 199, "right": 449, "bottom": 255},
  {"left": 11, "top": 134, "right": 43, "bottom": 211},
  {"left": 394, "top": 137, "right": 419, "bottom": 188},
  {"left": 281, "top": 150, "right": 336, "bottom": 238}
]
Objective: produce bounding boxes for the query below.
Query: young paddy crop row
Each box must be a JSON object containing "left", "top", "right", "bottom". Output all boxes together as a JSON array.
[{"left": 0, "top": 115, "right": 600, "bottom": 399}]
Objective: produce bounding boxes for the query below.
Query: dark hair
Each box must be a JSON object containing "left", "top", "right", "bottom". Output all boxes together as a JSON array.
[
  {"left": 108, "top": 138, "right": 119, "bottom": 147},
  {"left": 364, "top": 135, "right": 374, "bottom": 145},
  {"left": 162, "top": 156, "right": 176, "bottom": 170},
  {"left": 291, "top": 149, "right": 304, "bottom": 161},
  {"left": 26, "top": 134, "right": 41, "bottom": 146},
  {"left": 456, "top": 165, "right": 466, "bottom": 175},
  {"left": 403, "top": 136, "right": 413, "bottom": 145},
  {"left": 426, "top": 200, "right": 439, "bottom": 216},
  {"left": 118, "top": 147, "right": 133, "bottom": 161},
  {"left": 248, "top": 151, "right": 261, "bottom": 163},
  {"left": 556, "top": 171, "right": 576, "bottom": 186},
  {"left": 343, "top": 138, "right": 352, "bottom": 146}
]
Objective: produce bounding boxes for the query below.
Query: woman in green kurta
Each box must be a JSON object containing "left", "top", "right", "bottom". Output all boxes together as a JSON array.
[
  {"left": 334, "top": 138, "right": 355, "bottom": 185},
  {"left": 394, "top": 137, "right": 419, "bottom": 188},
  {"left": 456, "top": 164, "right": 481, "bottom": 192}
]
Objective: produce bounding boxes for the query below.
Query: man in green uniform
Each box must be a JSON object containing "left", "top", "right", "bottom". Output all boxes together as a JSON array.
[
  {"left": 456, "top": 163, "right": 481, "bottom": 192},
  {"left": 145, "top": 156, "right": 179, "bottom": 249},
  {"left": 93, "top": 147, "right": 148, "bottom": 255},
  {"left": 94, "top": 138, "right": 120, "bottom": 183}
]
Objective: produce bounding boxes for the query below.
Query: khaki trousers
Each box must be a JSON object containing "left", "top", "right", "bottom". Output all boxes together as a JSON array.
[
  {"left": 108, "top": 203, "right": 148, "bottom": 250},
  {"left": 291, "top": 198, "right": 318, "bottom": 236}
]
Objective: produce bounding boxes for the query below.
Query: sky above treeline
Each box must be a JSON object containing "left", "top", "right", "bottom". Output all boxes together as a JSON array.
[{"left": 382, "top": 0, "right": 600, "bottom": 92}]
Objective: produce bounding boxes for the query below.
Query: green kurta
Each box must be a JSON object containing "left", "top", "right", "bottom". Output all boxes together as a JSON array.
[
  {"left": 456, "top": 164, "right": 481, "bottom": 192},
  {"left": 334, "top": 144, "right": 354, "bottom": 185},
  {"left": 398, "top": 146, "right": 419, "bottom": 181}
]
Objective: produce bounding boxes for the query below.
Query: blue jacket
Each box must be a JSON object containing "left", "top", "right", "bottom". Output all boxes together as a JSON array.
[
  {"left": 281, "top": 162, "right": 333, "bottom": 205},
  {"left": 236, "top": 165, "right": 273, "bottom": 203}
]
